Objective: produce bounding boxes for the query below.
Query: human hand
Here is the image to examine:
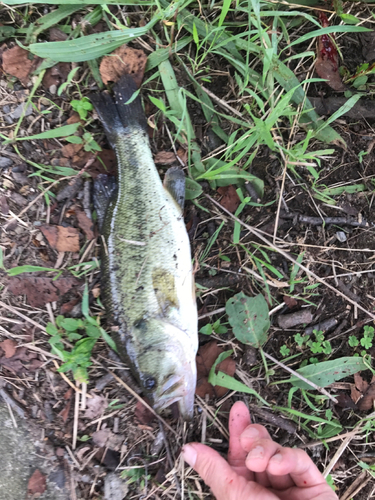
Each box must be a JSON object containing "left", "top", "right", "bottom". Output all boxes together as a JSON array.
[{"left": 182, "top": 401, "right": 338, "bottom": 500}]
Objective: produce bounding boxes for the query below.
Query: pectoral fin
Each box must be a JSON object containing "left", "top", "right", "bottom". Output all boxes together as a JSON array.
[{"left": 163, "top": 167, "right": 185, "bottom": 211}]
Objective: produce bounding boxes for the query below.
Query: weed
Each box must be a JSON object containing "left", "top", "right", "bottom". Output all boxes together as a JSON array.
[
  {"left": 46, "top": 315, "right": 100, "bottom": 384},
  {"left": 71, "top": 97, "right": 93, "bottom": 121},
  {"left": 199, "top": 319, "right": 228, "bottom": 335}
]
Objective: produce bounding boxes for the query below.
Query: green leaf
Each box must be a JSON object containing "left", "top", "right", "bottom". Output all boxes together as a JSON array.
[
  {"left": 0, "top": 26, "right": 15, "bottom": 41},
  {"left": 339, "top": 13, "right": 360, "bottom": 24},
  {"left": 82, "top": 283, "right": 89, "bottom": 319},
  {"left": 32, "top": 4, "right": 82, "bottom": 38},
  {"left": 46, "top": 323, "right": 58, "bottom": 336},
  {"left": 218, "top": 0, "right": 232, "bottom": 27},
  {"left": 226, "top": 292, "right": 270, "bottom": 348},
  {"left": 285, "top": 356, "right": 368, "bottom": 389},
  {"left": 100, "top": 327, "right": 118, "bottom": 352},
  {"left": 209, "top": 370, "right": 269, "bottom": 406},
  {"left": 199, "top": 324, "right": 213, "bottom": 335},
  {"left": 5, "top": 123, "right": 81, "bottom": 143},
  {"left": 7, "top": 265, "right": 59, "bottom": 276},
  {"left": 185, "top": 177, "right": 203, "bottom": 200},
  {"left": 60, "top": 318, "right": 83, "bottom": 332},
  {"left": 29, "top": 18, "right": 158, "bottom": 62}
]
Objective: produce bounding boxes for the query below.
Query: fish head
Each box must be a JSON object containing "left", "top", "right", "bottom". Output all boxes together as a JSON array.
[{"left": 130, "top": 318, "right": 198, "bottom": 420}]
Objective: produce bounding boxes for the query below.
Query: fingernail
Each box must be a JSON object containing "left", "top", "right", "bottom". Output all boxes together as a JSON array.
[
  {"left": 270, "top": 453, "right": 283, "bottom": 463},
  {"left": 182, "top": 444, "right": 197, "bottom": 467},
  {"left": 247, "top": 445, "right": 264, "bottom": 459},
  {"left": 242, "top": 427, "right": 259, "bottom": 439}
]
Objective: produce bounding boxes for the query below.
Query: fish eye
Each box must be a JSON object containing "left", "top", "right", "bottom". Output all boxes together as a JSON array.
[{"left": 145, "top": 377, "right": 156, "bottom": 389}]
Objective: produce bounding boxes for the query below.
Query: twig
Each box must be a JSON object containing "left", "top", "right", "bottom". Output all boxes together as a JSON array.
[
  {"left": 0, "top": 301, "right": 47, "bottom": 332},
  {"left": 262, "top": 351, "right": 338, "bottom": 403},
  {"left": 204, "top": 194, "right": 375, "bottom": 320},
  {"left": 198, "top": 307, "right": 226, "bottom": 320},
  {"left": 73, "top": 384, "right": 80, "bottom": 450},
  {"left": 280, "top": 212, "right": 373, "bottom": 228}
]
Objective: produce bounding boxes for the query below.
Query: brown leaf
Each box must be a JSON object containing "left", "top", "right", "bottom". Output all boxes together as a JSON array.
[
  {"left": 354, "top": 372, "right": 369, "bottom": 394},
  {"left": 40, "top": 224, "right": 80, "bottom": 252},
  {"left": 135, "top": 399, "right": 155, "bottom": 425},
  {"left": 154, "top": 149, "right": 187, "bottom": 165},
  {"left": 217, "top": 185, "right": 241, "bottom": 213},
  {"left": 283, "top": 295, "right": 298, "bottom": 309},
  {"left": 75, "top": 208, "right": 95, "bottom": 240},
  {"left": 0, "top": 339, "right": 17, "bottom": 358},
  {"left": 83, "top": 394, "right": 107, "bottom": 419},
  {"left": 335, "top": 393, "right": 358, "bottom": 409},
  {"left": 358, "top": 383, "right": 375, "bottom": 411},
  {"left": 2, "top": 46, "right": 41, "bottom": 86},
  {"left": 8, "top": 275, "right": 80, "bottom": 308},
  {"left": 67, "top": 112, "right": 83, "bottom": 125},
  {"left": 49, "top": 27, "right": 67, "bottom": 42},
  {"left": 92, "top": 429, "right": 124, "bottom": 451},
  {"left": 315, "top": 13, "right": 345, "bottom": 92},
  {"left": 99, "top": 44, "right": 147, "bottom": 86},
  {"left": 42, "top": 62, "right": 71, "bottom": 92},
  {"left": 0, "top": 346, "right": 42, "bottom": 374},
  {"left": 60, "top": 298, "right": 79, "bottom": 315},
  {"left": 195, "top": 341, "right": 236, "bottom": 398},
  {"left": 27, "top": 469, "right": 46, "bottom": 497}
]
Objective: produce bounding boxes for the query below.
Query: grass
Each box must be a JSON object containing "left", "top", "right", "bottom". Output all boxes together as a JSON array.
[{"left": 1, "top": 0, "right": 375, "bottom": 497}]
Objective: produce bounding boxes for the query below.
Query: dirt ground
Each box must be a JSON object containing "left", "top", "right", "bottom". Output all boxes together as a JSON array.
[{"left": 1, "top": 3, "right": 375, "bottom": 499}]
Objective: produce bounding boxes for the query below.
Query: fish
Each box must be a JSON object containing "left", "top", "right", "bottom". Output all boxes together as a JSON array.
[{"left": 89, "top": 74, "right": 198, "bottom": 420}]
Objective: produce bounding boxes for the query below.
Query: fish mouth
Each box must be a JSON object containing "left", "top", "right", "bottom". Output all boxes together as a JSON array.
[{"left": 152, "top": 373, "right": 195, "bottom": 420}]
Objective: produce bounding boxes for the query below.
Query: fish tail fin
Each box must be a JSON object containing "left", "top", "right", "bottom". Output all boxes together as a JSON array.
[{"left": 89, "top": 74, "right": 147, "bottom": 147}]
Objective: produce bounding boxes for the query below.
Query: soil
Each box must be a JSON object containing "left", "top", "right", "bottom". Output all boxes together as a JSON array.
[{"left": 1, "top": 4, "right": 375, "bottom": 500}]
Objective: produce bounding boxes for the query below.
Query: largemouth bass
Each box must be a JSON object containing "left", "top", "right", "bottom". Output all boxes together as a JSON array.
[{"left": 90, "top": 75, "right": 198, "bottom": 420}]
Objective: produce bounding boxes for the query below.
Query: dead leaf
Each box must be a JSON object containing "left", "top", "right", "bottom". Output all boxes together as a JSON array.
[
  {"left": 217, "top": 185, "right": 241, "bottom": 213},
  {"left": 195, "top": 341, "right": 236, "bottom": 398},
  {"left": 283, "top": 295, "right": 298, "bottom": 309},
  {"left": 135, "top": 399, "right": 155, "bottom": 425},
  {"left": 2, "top": 46, "right": 41, "bottom": 86},
  {"left": 42, "top": 62, "right": 71, "bottom": 92},
  {"left": 99, "top": 44, "right": 147, "bottom": 86},
  {"left": 354, "top": 372, "right": 369, "bottom": 394},
  {"left": 315, "top": 13, "right": 345, "bottom": 92},
  {"left": 40, "top": 224, "right": 80, "bottom": 252},
  {"left": 358, "top": 383, "right": 375, "bottom": 411},
  {"left": 49, "top": 27, "right": 67, "bottom": 42},
  {"left": 154, "top": 149, "right": 187, "bottom": 165},
  {"left": 83, "top": 394, "right": 107, "bottom": 419},
  {"left": 8, "top": 275, "right": 81, "bottom": 308},
  {"left": 67, "top": 112, "right": 83, "bottom": 125},
  {"left": 75, "top": 208, "right": 95, "bottom": 240},
  {"left": 335, "top": 393, "right": 358, "bottom": 409},
  {"left": 27, "top": 469, "right": 46, "bottom": 497},
  {"left": 92, "top": 429, "right": 124, "bottom": 451},
  {"left": 0, "top": 345, "right": 42, "bottom": 374},
  {"left": 60, "top": 298, "right": 79, "bottom": 315},
  {"left": 0, "top": 339, "right": 17, "bottom": 358}
]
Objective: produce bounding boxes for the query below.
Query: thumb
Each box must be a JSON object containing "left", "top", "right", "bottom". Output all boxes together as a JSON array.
[{"left": 182, "top": 443, "right": 262, "bottom": 500}]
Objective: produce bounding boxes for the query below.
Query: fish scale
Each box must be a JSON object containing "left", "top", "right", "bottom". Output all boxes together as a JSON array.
[{"left": 90, "top": 74, "right": 198, "bottom": 420}]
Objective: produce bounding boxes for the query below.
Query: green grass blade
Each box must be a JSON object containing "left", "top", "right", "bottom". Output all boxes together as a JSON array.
[
  {"left": 6, "top": 123, "right": 81, "bottom": 143},
  {"left": 29, "top": 18, "right": 158, "bottom": 62},
  {"left": 146, "top": 37, "right": 192, "bottom": 72},
  {"left": 3, "top": 0, "right": 154, "bottom": 4},
  {"left": 33, "top": 4, "right": 83, "bottom": 37},
  {"left": 288, "top": 25, "right": 370, "bottom": 48}
]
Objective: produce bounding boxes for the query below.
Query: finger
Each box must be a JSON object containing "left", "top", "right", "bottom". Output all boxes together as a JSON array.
[
  {"left": 240, "top": 423, "right": 273, "bottom": 452},
  {"left": 244, "top": 437, "right": 281, "bottom": 473},
  {"left": 182, "top": 443, "right": 272, "bottom": 500},
  {"left": 267, "top": 447, "right": 331, "bottom": 489},
  {"left": 227, "top": 401, "right": 253, "bottom": 480}
]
